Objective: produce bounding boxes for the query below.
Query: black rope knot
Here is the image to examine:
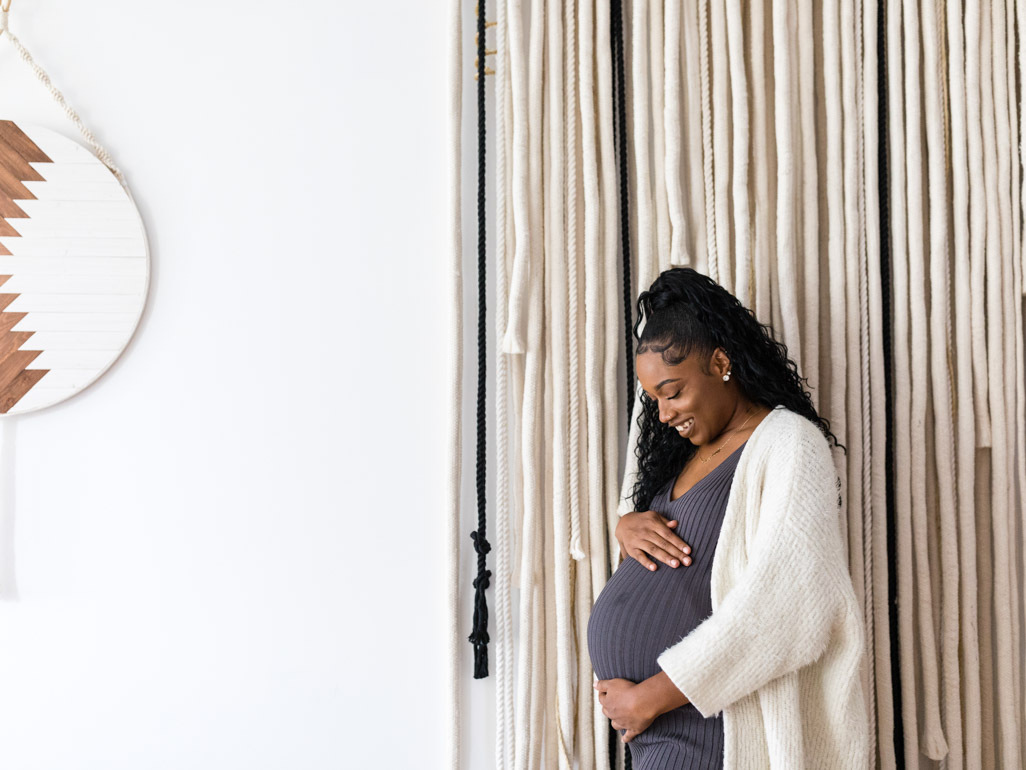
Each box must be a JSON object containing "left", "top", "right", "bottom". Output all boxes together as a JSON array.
[
  {"left": 470, "top": 530, "right": 492, "bottom": 556},
  {"left": 472, "top": 568, "right": 492, "bottom": 591}
]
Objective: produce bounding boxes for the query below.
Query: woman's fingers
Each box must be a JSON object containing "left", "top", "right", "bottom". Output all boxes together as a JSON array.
[
  {"left": 657, "top": 517, "right": 692, "bottom": 555},
  {"left": 631, "top": 542, "right": 689, "bottom": 570},
  {"left": 657, "top": 532, "right": 692, "bottom": 563},
  {"left": 645, "top": 542, "right": 681, "bottom": 568},
  {"left": 629, "top": 547, "right": 660, "bottom": 571},
  {"left": 640, "top": 539, "right": 691, "bottom": 568},
  {"left": 620, "top": 512, "right": 694, "bottom": 569}
]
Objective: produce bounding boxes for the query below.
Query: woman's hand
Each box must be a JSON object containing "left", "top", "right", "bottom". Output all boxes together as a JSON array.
[
  {"left": 615, "top": 510, "right": 692, "bottom": 571},
  {"left": 594, "top": 678, "right": 658, "bottom": 743}
]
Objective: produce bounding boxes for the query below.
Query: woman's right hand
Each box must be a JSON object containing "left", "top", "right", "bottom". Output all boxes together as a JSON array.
[{"left": 615, "top": 511, "right": 692, "bottom": 571}]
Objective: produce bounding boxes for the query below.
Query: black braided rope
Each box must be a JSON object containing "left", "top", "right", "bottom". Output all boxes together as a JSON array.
[
  {"left": 878, "top": 0, "right": 905, "bottom": 763},
  {"left": 612, "top": 0, "right": 636, "bottom": 433},
  {"left": 468, "top": 0, "right": 493, "bottom": 680},
  {"left": 610, "top": 4, "right": 634, "bottom": 767}
]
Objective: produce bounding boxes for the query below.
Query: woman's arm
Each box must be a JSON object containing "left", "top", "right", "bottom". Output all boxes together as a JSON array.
[
  {"left": 632, "top": 670, "right": 691, "bottom": 718},
  {"left": 653, "top": 419, "right": 857, "bottom": 719}
]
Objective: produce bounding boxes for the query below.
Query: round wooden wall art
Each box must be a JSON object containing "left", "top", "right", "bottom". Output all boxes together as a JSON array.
[{"left": 0, "top": 120, "right": 147, "bottom": 415}]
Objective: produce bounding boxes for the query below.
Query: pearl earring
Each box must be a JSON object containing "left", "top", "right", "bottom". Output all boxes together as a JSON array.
[{"left": 723, "top": 370, "right": 731, "bottom": 382}]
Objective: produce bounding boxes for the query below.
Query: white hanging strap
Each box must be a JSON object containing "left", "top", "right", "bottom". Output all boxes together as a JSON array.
[{"left": 0, "top": 6, "right": 126, "bottom": 188}]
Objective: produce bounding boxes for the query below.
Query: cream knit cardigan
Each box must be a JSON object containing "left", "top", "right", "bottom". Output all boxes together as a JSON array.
[{"left": 653, "top": 404, "right": 870, "bottom": 768}]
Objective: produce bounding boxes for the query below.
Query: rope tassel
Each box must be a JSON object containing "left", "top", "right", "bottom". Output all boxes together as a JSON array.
[{"left": 468, "top": 531, "right": 492, "bottom": 678}]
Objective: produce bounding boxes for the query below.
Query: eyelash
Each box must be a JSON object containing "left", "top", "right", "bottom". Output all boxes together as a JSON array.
[{"left": 644, "top": 389, "right": 682, "bottom": 401}]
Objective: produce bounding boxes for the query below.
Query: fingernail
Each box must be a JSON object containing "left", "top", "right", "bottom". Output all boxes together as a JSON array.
[
  {"left": 683, "top": 546, "right": 690, "bottom": 554},
  {"left": 670, "top": 560, "right": 678, "bottom": 567},
  {"left": 649, "top": 564, "right": 656, "bottom": 571}
]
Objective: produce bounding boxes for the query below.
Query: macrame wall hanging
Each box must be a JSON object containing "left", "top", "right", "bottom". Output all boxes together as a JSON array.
[
  {"left": 0, "top": 4, "right": 147, "bottom": 597},
  {"left": 0, "top": 4, "right": 147, "bottom": 417},
  {"left": 447, "top": 1, "right": 1026, "bottom": 769}
]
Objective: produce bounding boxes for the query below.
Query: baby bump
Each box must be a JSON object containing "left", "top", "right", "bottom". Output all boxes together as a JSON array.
[{"left": 586, "top": 546, "right": 714, "bottom": 684}]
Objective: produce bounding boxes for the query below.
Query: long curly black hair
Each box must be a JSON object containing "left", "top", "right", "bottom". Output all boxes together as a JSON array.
[{"left": 628, "top": 267, "right": 845, "bottom": 512}]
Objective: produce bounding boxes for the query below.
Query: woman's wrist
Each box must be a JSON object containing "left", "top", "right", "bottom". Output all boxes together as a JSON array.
[{"left": 637, "top": 670, "right": 690, "bottom": 718}]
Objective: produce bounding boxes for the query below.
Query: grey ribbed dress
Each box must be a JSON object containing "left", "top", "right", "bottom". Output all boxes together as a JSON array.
[{"left": 587, "top": 441, "right": 747, "bottom": 770}]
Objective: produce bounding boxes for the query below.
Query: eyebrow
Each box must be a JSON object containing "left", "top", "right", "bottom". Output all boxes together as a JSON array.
[{"left": 642, "top": 377, "right": 683, "bottom": 398}]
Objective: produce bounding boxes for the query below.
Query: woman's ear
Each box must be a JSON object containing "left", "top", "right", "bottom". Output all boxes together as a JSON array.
[{"left": 709, "top": 347, "right": 731, "bottom": 378}]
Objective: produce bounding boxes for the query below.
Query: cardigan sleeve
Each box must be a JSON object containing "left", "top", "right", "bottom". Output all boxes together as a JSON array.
[{"left": 655, "top": 419, "right": 850, "bottom": 718}]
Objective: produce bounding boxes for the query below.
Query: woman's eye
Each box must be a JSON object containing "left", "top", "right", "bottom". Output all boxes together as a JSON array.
[{"left": 669, "top": 390, "right": 682, "bottom": 400}]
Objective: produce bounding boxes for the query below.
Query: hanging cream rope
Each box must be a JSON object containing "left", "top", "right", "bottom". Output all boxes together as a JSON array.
[
  {"left": 501, "top": 0, "right": 532, "bottom": 359},
  {"left": 492, "top": 0, "right": 518, "bottom": 765},
  {"left": 724, "top": 0, "right": 750, "bottom": 307},
  {"left": 981, "top": 2, "right": 1021, "bottom": 764},
  {"left": 565, "top": 1, "right": 585, "bottom": 567},
  {"left": 798, "top": 0, "right": 820, "bottom": 396},
  {"left": 991, "top": 1, "right": 1024, "bottom": 744},
  {"left": 0, "top": 8, "right": 125, "bottom": 188},
  {"left": 921, "top": 0, "right": 963, "bottom": 762},
  {"left": 661, "top": 0, "right": 686, "bottom": 272},
  {"left": 771, "top": 0, "right": 801, "bottom": 376},
  {"left": 945, "top": 2, "right": 984, "bottom": 765},
  {"left": 542, "top": 3, "right": 576, "bottom": 765},
  {"left": 630, "top": 0, "right": 655, "bottom": 292},
  {"left": 860, "top": 3, "right": 894, "bottom": 764},
  {"left": 1012, "top": 0, "right": 1026, "bottom": 755},
  {"left": 513, "top": 0, "right": 548, "bottom": 764},
  {"left": 748, "top": 0, "right": 772, "bottom": 323},
  {"left": 709, "top": 0, "right": 731, "bottom": 293},
  {"left": 1021, "top": 0, "right": 1026, "bottom": 296},
  {"left": 594, "top": 0, "right": 621, "bottom": 593},
  {"left": 901, "top": 0, "right": 948, "bottom": 757},
  {"left": 697, "top": 0, "right": 716, "bottom": 282},
  {"left": 852, "top": 0, "right": 875, "bottom": 747},
  {"left": 564, "top": 4, "right": 599, "bottom": 764},
  {"left": 647, "top": 1, "right": 670, "bottom": 275}
]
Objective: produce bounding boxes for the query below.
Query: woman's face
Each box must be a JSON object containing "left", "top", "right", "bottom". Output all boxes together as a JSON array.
[{"left": 636, "top": 347, "right": 733, "bottom": 447}]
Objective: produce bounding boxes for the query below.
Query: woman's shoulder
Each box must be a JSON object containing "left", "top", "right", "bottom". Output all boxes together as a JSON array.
[
  {"left": 745, "top": 406, "right": 842, "bottom": 506},
  {"left": 761, "top": 405, "right": 830, "bottom": 443},
  {"left": 749, "top": 406, "right": 836, "bottom": 472}
]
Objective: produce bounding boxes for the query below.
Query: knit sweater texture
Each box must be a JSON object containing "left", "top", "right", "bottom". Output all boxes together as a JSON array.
[{"left": 650, "top": 404, "right": 870, "bottom": 768}]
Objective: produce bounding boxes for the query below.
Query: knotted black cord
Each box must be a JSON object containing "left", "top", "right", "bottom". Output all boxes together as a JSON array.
[
  {"left": 612, "top": 0, "right": 636, "bottom": 433},
  {"left": 468, "top": 0, "right": 493, "bottom": 680}
]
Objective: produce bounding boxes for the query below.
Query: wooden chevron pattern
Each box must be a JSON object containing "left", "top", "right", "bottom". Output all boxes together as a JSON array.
[
  {"left": 0, "top": 121, "right": 148, "bottom": 415},
  {"left": 0, "top": 121, "right": 51, "bottom": 412}
]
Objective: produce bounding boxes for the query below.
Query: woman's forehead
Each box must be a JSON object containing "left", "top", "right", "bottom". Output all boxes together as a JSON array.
[
  {"left": 636, "top": 348, "right": 704, "bottom": 372},
  {"left": 636, "top": 351, "right": 704, "bottom": 390}
]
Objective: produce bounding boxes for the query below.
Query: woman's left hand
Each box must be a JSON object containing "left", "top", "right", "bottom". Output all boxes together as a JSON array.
[{"left": 594, "top": 678, "right": 658, "bottom": 743}]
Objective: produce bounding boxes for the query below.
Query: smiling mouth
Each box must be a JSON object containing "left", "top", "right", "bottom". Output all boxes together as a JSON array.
[{"left": 673, "top": 417, "right": 695, "bottom": 436}]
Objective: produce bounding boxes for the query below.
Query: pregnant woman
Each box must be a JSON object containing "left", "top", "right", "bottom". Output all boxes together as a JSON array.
[{"left": 587, "top": 268, "right": 870, "bottom": 769}]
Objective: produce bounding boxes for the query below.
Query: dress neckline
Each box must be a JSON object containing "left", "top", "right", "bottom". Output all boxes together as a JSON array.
[{"left": 666, "top": 439, "right": 748, "bottom": 504}]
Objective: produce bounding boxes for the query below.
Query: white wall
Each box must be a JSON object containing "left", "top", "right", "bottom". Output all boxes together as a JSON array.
[{"left": 0, "top": 2, "right": 466, "bottom": 767}]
